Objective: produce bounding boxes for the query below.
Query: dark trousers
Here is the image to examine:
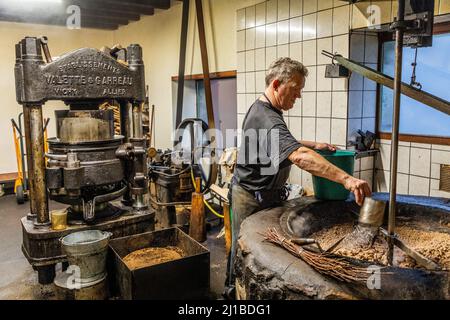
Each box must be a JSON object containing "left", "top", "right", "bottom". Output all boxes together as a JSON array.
[{"left": 225, "top": 183, "right": 264, "bottom": 288}]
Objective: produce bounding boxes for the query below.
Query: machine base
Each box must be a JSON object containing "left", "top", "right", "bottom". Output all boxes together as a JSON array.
[{"left": 22, "top": 202, "right": 155, "bottom": 284}]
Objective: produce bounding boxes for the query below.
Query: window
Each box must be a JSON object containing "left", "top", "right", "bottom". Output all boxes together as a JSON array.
[{"left": 379, "top": 33, "right": 450, "bottom": 138}]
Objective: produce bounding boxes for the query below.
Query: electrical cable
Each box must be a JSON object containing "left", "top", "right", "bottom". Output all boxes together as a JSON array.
[{"left": 190, "top": 167, "right": 224, "bottom": 218}]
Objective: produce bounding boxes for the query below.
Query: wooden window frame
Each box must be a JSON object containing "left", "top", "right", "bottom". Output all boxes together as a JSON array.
[
  {"left": 376, "top": 22, "right": 450, "bottom": 146},
  {"left": 171, "top": 70, "right": 236, "bottom": 81}
]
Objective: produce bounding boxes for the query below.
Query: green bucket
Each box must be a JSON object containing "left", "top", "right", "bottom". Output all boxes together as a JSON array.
[{"left": 312, "top": 150, "right": 356, "bottom": 200}]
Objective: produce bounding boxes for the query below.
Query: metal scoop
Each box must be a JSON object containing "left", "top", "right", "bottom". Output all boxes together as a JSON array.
[
  {"left": 325, "top": 197, "right": 386, "bottom": 253},
  {"left": 358, "top": 197, "right": 386, "bottom": 228}
]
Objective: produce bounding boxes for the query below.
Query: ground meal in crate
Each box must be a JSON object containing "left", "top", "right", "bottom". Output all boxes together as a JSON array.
[
  {"left": 311, "top": 223, "right": 450, "bottom": 269},
  {"left": 123, "top": 246, "right": 185, "bottom": 270}
]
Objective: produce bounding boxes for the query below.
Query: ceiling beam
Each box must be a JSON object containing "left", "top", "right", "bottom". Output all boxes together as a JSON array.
[
  {"left": 0, "top": 14, "right": 119, "bottom": 30},
  {"left": 87, "top": 0, "right": 171, "bottom": 10},
  {"left": 67, "top": 0, "right": 156, "bottom": 15},
  {"left": 79, "top": 8, "right": 140, "bottom": 21}
]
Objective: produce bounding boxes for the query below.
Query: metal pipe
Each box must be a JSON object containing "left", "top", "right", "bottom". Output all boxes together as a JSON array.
[
  {"left": 132, "top": 103, "right": 143, "bottom": 138},
  {"left": 388, "top": 0, "right": 406, "bottom": 265},
  {"left": 28, "top": 105, "right": 49, "bottom": 225},
  {"left": 175, "top": 0, "right": 190, "bottom": 129},
  {"left": 322, "top": 53, "right": 450, "bottom": 116},
  {"left": 22, "top": 106, "right": 36, "bottom": 219},
  {"left": 119, "top": 100, "right": 132, "bottom": 206},
  {"left": 18, "top": 113, "right": 28, "bottom": 191},
  {"left": 132, "top": 102, "right": 146, "bottom": 210}
]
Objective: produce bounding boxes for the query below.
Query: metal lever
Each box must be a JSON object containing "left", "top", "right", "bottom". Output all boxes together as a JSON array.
[{"left": 40, "top": 36, "right": 52, "bottom": 63}]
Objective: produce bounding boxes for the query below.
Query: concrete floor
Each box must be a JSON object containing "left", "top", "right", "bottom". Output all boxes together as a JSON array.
[{"left": 0, "top": 194, "right": 227, "bottom": 300}]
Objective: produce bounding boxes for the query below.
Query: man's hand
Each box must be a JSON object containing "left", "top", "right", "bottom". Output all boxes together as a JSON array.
[
  {"left": 343, "top": 176, "right": 372, "bottom": 206},
  {"left": 314, "top": 142, "right": 337, "bottom": 152}
]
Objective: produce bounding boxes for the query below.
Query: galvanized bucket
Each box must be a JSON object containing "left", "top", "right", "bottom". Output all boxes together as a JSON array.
[{"left": 61, "top": 230, "right": 112, "bottom": 284}]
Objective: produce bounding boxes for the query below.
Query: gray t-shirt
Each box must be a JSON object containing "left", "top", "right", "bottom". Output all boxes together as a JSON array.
[{"left": 235, "top": 98, "right": 302, "bottom": 192}]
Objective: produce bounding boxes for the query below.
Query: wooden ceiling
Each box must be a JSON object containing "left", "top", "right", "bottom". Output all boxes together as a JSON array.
[{"left": 0, "top": 0, "right": 177, "bottom": 30}]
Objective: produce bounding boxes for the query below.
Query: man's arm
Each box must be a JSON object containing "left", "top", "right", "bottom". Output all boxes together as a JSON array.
[
  {"left": 299, "top": 140, "right": 336, "bottom": 151},
  {"left": 288, "top": 146, "right": 371, "bottom": 205}
]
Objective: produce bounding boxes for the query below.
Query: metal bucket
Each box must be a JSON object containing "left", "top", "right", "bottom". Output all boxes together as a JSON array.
[
  {"left": 358, "top": 197, "right": 386, "bottom": 228},
  {"left": 61, "top": 230, "right": 112, "bottom": 284}
]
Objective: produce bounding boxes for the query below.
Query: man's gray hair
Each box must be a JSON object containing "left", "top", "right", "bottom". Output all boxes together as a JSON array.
[{"left": 265, "top": 57, "right": 308, "bottom": 87}]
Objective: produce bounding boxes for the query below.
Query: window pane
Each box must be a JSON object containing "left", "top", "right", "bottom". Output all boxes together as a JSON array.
[{"left": 380, "top": 33, "right": 450, "bottom": 137}]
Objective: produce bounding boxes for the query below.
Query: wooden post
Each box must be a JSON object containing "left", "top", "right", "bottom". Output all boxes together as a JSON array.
[
  {"left": 189, "top": 177, "right": 206, "bottom": 242},
  {"left": 223, "top": 202, "right": 232, "bottom": 255}
]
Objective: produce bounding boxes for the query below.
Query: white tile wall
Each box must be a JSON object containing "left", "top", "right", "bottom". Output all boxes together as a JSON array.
[
  {"left": 237, "top": 30, "right": 246, "bottom": 52},
  {"left": 317, "top": 37, "right": 332, "bottom": 65},
  {"left": 331, "top": 119, "right": 347, "bottom": 146},
  {"left": 333, "top": 34, "right": 349, "bottom": 58},
  {"left": 265, "top": 46, "right": 277, "bottom": 69},
  {"left": 397, "top": 145, "right": 410, "bottom": 174},
  {"left": 302, "top": 40, "right": 317, "bottom": 66},
  {"left": 255, "top": 48, "right": 266, "bottom": 71},
  {"left": 333, "top": 5, "right": 350, "bottom": 35},
  {"left": 255, "top": 71, "right": 266, "bottom": 93},
  {"left": 409, "top": 175, "right": 430, "bottom": 196},
  {"left": 318, "top": 0, "right": 333, "bottom": 11},
  {"left": 237, "top": 52, "right": 245, "bottom": 72},
  {"left": 317, "top": 9, "right": 333, "bottom": 38},
  {"left": 266, "top": 0, "right": 278, "bottom": 24},
  {"left": 431, "top": 163, "right": 440, "bottom": 179},
  {"left": 291, "top": 98, "right": 302, "bottom": 117},
  {"left": 245, "top": 50, "right": 255, "bottom": 72},
  {"left": 278, "top": 0, "right": 290, "bottom": 20},
  {"left": 396, "top": 173, "right": 409, "bottom": 195},
  {"left": 256, "top": 2, "right": 266, "bottom": 26},
  {"left": 237, "top": 72, "right": 245, "bottom": 93},
  {"left": 289, "top": 116, "right": 302, "bottom": 139},
  {"left": 290, "top": 17, "right": 303, "bottom": 42},
  {"left": 303, "top": 14, "right": 317, "bottom": 40},
  {"left": 277, "top": 20, "right": 290, "bottom": 44},
  {"left": 289, "top": 42, "right": 303, "bottom": 62},
  {"left": 266, "top": 23, "right": 277, "bottom": 47},
  {"left": 301, "top": 92, "right": 316, "bottom": 117},
  {"left": 302, "top": 117, "right": 316, "bottom": 141},
  {"left": 277, "top": 44, "right": 289, "bottom": 57},
  {"left": 245, "top": 72, "right": 255, "bottom": 93},
  {"left": 237, "top": 9, "right": 246, "bottom": 31},
  {"left": 332, "top": 91, "right": 348, "bottom": 118},
  {"left": 236, "top": 2, "right": 367, "bottom": 193},
  {"left": 316, "top": 118, "right": 331, "bottom": 143},
  {"left": 246, "top": 28, "right": 256, "bottom": 50},
  {"left": 237, "top": 94, "right": 246, "bottom": 114},
  {"left": 317, "top": 66, "right": 332, "bottom": 91},
  {"left": 290, "top": 0, "right": 303, "bottom": 18},
  {"left": 410, "top": 147, "right": 431, "bottom": 177},
  {"left": 246, "top": 6, "right": 256, "bottom": 29},
  {"left": 255, "top": 25, "right": 266, "bottom": 48},
  {"left": 316, "top": 91, "right": 332, "bottom": 117},
  {"left": 303, "top": 66, "right": 317, "bottom": 92},
  {"left": 304, "top": 0, "right": 318, "bottom": 15}
]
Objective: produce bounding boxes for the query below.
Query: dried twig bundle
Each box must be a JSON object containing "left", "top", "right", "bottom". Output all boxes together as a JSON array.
[{"left": 262, "top": 227, "right": 372, "bottom": 283}]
